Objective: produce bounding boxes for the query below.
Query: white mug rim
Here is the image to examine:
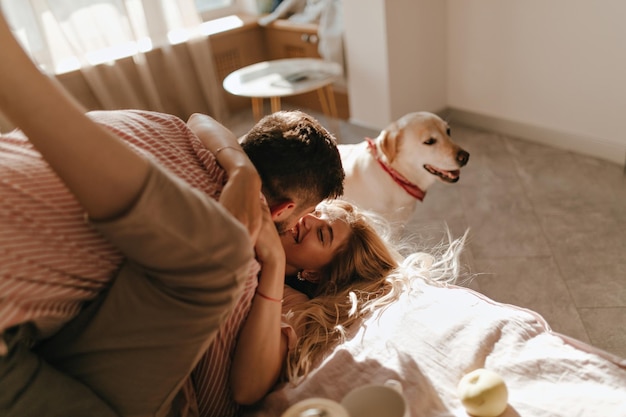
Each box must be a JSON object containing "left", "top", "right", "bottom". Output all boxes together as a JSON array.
[{"left": 340, "top": 383, "right": 407, "bottom": 417}]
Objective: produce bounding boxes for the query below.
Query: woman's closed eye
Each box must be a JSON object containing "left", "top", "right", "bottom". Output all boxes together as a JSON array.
[{"left": 318, "top": 225, "right": 334, "bottom": 247}]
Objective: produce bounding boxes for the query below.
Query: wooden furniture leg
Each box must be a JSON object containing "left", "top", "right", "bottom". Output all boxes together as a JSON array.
[
  {"left": 251, "top": 97, "right": 264, "bottom": 121},
  {"left": 270, "top": 96, "right": 281, "bottom": 114},
  {"left": 317, "top": 85, "right": 338, "bottom": 119}
]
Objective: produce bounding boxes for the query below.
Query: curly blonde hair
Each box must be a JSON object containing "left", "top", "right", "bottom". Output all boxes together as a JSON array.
[
  {"left": 282, "top": 200, "right": 469, "bottom": 383},
  {"left": 283, "top": 200, "right": 404, "bottom": 382}
]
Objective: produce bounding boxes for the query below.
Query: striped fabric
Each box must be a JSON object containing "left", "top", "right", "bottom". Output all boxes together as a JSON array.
[
  {"left": 0, "top": 128, "right": 123, "bottom": 348},
  {"left": 192, "top": 286, "right": 302, "bottom": 417},
  {"left": 0, "top": 110, "right": 229, "bottom": 351},
  {"left": 1, "top": 109, "right": 290, "bottom": 416},
  {"left": 191, "top": 270, "right": 258, "bottom": 417}
]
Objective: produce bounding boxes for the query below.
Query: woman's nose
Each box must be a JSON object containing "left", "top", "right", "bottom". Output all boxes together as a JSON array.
[{"left": 302, "top": 213, "right": 322, "bottom": 229}]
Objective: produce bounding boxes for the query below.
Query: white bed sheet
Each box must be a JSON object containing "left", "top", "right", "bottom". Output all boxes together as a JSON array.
[{"left": 244, "top": 276, "right": 626, "bottom": 417}]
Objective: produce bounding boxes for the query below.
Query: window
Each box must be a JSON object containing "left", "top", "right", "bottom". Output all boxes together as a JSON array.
[
  {"left": 194, "top": 0, "right": 232, "bottom": 13},
  {"left": 2, "top": 0, "right": 156, "bottom": 73},
  {"left": 194, "top": 0, "right": 240, "bottom": 21},
  {"left": 1, "top": 0, "right": 247, "bottom": 74}
]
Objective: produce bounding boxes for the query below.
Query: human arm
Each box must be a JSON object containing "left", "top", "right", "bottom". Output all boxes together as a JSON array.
[
  {"left": 0, "top": 13, "right": 149, "bottom": 220},
  {"left": 229, "top": 203, "right": 288, "bottom": 405},
  {"left": 187, "top": 113, "right": 263, "bottom": 243}
]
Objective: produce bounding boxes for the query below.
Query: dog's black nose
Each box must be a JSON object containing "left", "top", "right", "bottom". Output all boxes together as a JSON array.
[{"left": 457, "top": 150, "right": 470, "bottom": 166}]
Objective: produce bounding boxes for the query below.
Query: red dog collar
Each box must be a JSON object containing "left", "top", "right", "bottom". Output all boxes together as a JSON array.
[{"left": 366, "top": 137, "right": 425, "bottom": 201}]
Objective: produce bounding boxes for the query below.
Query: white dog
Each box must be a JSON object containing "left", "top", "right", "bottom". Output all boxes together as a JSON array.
[{"left": 338, "top": 112, "right": 469, "bottom": 226}]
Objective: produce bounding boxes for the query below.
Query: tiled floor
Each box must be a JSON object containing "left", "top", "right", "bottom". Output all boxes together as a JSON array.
[{"left": 224, "top": 106, "right": 626, "bottom": 360}]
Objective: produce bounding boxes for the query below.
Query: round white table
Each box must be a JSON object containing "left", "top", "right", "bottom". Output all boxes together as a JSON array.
[{"left": 223, "top": 58, "right": 343, "bottom": 120}]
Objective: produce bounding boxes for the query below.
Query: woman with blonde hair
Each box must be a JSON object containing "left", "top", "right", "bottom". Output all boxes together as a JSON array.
[
  {"left": 218, "top": 198, "right": 466, "bottom": 416},
  {"left": 276, "top": 200, "right": 466, "bottom": 386},
  {"left": 280, "top": 200, "right": 404, "bottom": 382}
]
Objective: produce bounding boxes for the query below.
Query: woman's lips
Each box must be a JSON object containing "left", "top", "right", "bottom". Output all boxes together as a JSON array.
[{"left": 292, "top": 223, "right": 300, "bottom": 243}]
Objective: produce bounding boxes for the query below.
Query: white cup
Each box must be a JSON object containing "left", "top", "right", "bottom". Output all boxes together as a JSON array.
[
  {"left": 340, "top": 379, "right": 408, "bottom": 417},
  {"left": 281, "top": 397, "right": 350, "bottom": 417}
]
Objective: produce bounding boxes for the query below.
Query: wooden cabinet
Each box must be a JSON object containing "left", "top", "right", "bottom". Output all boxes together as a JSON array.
[
  {"left": 209, "top": 15, "right": 267, "bottom": 113},
  {"left": 209, "top": 16, "right": 350, "bottom": 119},
  {"left": 264, "top": 20, "right": 321, "bottom": 59},
  {"left": 263, "top": 19, "right": 349, "bottom": 119}
]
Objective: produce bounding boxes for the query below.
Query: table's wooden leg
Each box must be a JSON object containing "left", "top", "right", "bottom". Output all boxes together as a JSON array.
[
  {"left": 270, "top": 96, "right": 281, "bottom": 114},
  {"left": 317, "top": 85, "right": 338, "bottom": 119},
  {"left": 317, "top": 88, "right": 330, "bottom": 117},
  {"left": 325, "top": 85, "right": 338, "bottom": 119},
  {"left": 317, "top": 84, "right": 341, "bottom": 139},
  {"left": 251, "top": 98, "right": 263, "bottom": 121}
]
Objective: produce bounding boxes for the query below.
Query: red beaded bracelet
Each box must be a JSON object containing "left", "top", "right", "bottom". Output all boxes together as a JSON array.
[{"left": 255, "top": 290, "right": 282, "bottom": 303}]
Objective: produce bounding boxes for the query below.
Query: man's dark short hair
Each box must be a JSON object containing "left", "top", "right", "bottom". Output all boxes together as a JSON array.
[{"left": 241, "top": 110, "right": 344, "bottom": 206}]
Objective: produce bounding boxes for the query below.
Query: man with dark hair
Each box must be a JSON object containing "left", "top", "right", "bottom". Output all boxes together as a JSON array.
[
  {"left": 190, "top": 109, "right": 345, "bottom": 235},
  {"left": 0, "top": 9, "right": 344, "bottom": 417}
]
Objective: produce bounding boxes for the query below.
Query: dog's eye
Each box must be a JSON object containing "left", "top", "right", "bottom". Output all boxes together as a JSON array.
[
  {"left": 446, "top": 128, "right": 451, "bottom": 136},
  {"left": 424, "top": 138, "right": 436, "bottom": 145}
]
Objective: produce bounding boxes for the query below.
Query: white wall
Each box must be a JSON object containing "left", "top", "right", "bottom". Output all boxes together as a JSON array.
[
  {"left": 343, "top": 0, "right": 392, "bottom": 128},
  {"left": 343, "top": 0, "right": 446, "bottom": 129},
  {"left": 344, "top": 0, "right": 626, "bottom": 165},
  {"left": 447, "top": 0, "right": 626, "bottom": 165}
]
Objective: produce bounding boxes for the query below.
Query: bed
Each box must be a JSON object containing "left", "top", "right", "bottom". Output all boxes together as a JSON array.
[
  {"left": 244, "top": 270, "right": 626, "bottom": 417},
  {"left": 3, "top": 110, "right": 624, "bottom": 417}
]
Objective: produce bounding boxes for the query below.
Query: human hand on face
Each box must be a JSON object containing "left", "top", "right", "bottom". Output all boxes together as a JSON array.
[{"left": 253, "top": 198, "right": 286, "bottom": 269}]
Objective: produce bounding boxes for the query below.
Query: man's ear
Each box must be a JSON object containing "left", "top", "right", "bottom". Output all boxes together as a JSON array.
[{"left": 269, "top": 200, "right": 296, "bottom": 222}]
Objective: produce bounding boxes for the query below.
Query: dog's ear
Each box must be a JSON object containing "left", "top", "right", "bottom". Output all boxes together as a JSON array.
[{"left": 380, "top": 124, "right": 400, "bottom": 163}]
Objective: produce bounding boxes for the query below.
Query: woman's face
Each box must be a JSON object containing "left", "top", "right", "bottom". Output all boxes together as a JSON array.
[{"left": 281, "top": 207, "right": 351, "bottom": 275}]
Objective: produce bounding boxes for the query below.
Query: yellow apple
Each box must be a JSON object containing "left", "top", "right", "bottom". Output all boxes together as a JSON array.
[{"left": 457, "top": 368, "right": 508, "bottom": 417}]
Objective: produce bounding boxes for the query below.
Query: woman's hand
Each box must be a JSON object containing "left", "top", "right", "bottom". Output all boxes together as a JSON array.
[
  {"left": 230, "top": 199, "right": 288, "bottom": 405},
  {"left": 254, "top": 200, "right": 286, "bottom": 269}
]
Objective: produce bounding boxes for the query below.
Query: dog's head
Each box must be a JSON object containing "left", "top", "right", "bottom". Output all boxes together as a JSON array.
[{"left": 378, "top": 111, "right": 469, "bottom": 189}]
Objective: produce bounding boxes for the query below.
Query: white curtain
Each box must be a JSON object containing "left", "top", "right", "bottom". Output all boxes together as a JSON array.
[{"left": 1, "top": 0, "right": 227, "bottom": 121}]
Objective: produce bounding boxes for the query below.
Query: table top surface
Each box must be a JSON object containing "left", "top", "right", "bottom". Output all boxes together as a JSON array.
[{"left": 223, "top": 58, "right": 342, "bottom": 98}]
